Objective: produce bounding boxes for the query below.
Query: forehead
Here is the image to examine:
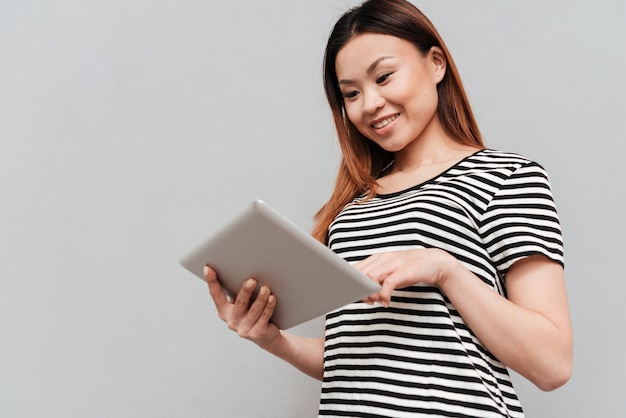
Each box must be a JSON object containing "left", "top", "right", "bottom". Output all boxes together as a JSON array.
[{"left": 335, "top": 33, "right": 419, "bottom": 77}]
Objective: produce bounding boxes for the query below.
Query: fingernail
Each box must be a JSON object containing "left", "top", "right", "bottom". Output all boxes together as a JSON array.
[
  {"left": 203, "top": 265, "right": 209, "bottom": 276},
  {"left": 246, "top": 278, "right": 256, "bottom": 288}
]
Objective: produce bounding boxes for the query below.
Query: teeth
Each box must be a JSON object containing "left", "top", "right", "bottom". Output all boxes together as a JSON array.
[{"left": 372, "top": 114, "right": 398, "bottom": 129}]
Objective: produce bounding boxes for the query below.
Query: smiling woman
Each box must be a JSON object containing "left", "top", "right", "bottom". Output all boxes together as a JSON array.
[{"left": 204, "top": 0, "right": 573, "bottom": 417}]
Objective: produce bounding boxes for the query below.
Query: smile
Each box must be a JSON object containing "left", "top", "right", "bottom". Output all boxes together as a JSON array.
[{"left": 372, "top": 114, "right": 399, "bottom": 129}]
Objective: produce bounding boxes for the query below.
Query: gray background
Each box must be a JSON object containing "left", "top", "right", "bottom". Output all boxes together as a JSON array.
[{"left": 2, "top": 0, "right": 624, "bottom": 417}]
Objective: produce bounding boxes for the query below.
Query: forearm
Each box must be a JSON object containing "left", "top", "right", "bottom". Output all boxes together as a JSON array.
[
  {"left": 440, "top": 257, "right": 573, "bottom": 391},
  {"left": 260, "top": 331, "right": 325, "bottom": 381}
]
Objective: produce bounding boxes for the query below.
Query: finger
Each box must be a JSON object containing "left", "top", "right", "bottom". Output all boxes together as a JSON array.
[
  {"left": 362, "top": 292, "right": 385, "bottom": 306},
  {"left": 257, "top": 293, "right": 277, "bottom": 325},
  {"left": 378, "top": 279, "right": 396, "bottom": 308},
  {"left": 242, "top": 294, "right": 278, "bottom": 342},
  {"left": 354, "top": 253, "right": 383, "bottom": 272},
  {"left": 364, "top": 264, "right": 392, "bottom": 286},
  {"left": 356, "top": 255, "right": 395, "bottom": 284},
  {"left": 231, "top": 277, "right": 258, "bottom": 320},
  {"left": 241, "top": 285, "right": 271, "bottom": 325},
  {"left": 205, "top": 265, "right": 231, "bottom": 310},
  {"left": 361, "top": 296, "right": 376, "bottom": 305}
]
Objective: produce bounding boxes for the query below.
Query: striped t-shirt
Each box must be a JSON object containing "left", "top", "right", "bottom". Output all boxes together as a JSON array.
[{"left": 318, "top": 149, "right": 564, "bottom": 418}]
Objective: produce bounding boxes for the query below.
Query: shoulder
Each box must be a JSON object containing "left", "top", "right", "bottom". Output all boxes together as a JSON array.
[
  {"left": 465, "top": 149, "right": 550, "bottom": 179},
  {"left": 470, "top": 149, "right": 537, "bottom": 166},
  {"left": 446, "top": 149, "right": 556, "bottom": 210}
]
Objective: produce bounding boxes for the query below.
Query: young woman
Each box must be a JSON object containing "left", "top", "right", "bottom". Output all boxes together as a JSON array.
[{"left": 205, "top": 0, "right": 573, "bottom": 416}]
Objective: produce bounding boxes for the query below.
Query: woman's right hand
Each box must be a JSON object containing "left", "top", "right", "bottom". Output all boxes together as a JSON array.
[{"left": 204, "top": 265, "right": 280, "bottom": 349}]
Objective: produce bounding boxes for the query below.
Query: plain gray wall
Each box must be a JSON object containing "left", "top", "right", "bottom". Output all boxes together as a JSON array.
[{"left": 2, "top": 1, "right": 625, "bottom": 417}]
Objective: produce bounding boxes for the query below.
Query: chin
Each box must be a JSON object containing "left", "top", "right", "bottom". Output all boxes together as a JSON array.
[{"left": 376, "top": 141, "right": 409, "bottom": 153}]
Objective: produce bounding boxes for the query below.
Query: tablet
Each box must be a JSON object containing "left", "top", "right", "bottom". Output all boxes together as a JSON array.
[{"left": 179, "top": 200, "right": 380, "bottom": 329}]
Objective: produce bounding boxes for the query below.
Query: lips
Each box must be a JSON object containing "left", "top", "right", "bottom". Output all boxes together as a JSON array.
[{"left": 371, "top": 113, "right": 400, "bottom": 129}]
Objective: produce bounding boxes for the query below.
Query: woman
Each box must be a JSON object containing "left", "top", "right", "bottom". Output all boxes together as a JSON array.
[{"left": 205, "top": 0, "right": 573, "bottom": 416}]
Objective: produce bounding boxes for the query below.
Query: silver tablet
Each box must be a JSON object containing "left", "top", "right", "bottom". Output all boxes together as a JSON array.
[{"left": 179, "top": 200, "right": 380, "bottom": 329}]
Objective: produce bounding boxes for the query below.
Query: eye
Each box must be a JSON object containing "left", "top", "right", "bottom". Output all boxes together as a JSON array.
[
  {"left": 376, "top": 72, "right": 393, "bottom": 84},
  {"left": 341, "top": 90, "right": 359, "bottom": 99}
]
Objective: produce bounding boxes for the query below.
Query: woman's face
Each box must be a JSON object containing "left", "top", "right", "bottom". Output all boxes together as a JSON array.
[{"left": 335, "top": 33, "right": 445, "bottom": 153}]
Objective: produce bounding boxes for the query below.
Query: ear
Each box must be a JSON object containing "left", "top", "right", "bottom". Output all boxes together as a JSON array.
[{"left": 429, "top": 46, "right": 447, "bottom": 83}]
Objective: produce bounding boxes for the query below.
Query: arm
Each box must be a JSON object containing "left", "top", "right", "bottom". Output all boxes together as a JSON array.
[
  {"left": 205, "top": 266, "right": 325, "bottom": 380},
  {"left": 261, "top": 330, "right": 325, "bottom": 381},
  {"left": 357, "top": 250, "right": 573, "bottom": 391},
  {"left": 439, "top": 253, "right": 573, "bottom": 391}
]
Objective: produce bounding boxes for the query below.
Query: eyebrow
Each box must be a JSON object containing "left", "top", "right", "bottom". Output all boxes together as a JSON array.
[{"left": 338, "top": 56, "right": 394, "bottom": 85}]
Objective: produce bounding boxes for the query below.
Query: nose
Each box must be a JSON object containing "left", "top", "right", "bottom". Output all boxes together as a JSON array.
[{"left": 362, "top": 88, "right": 385, "bottom": 115}]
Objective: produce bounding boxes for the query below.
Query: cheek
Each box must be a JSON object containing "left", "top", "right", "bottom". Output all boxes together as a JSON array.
[
  {"left": 405, "top": 86, "right": 439, "bottom": 116},
  {"left": 344, "top": 103, "right": 363, "bottom": 126},
  {"left": 344, "top": 104, "right": 374, "bottom": 139},
  {"left": 399, "top": 84, "right": 430, "bottom": 104}
]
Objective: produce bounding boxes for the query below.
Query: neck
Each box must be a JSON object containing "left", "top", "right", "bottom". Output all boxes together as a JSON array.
[{"left": 392, "top": 123, "right": 471, "bottom": 173}]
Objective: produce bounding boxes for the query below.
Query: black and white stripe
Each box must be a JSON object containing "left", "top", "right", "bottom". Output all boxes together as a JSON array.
[{"left": 318, "top": 149, "right": 563, "bottom": 418}]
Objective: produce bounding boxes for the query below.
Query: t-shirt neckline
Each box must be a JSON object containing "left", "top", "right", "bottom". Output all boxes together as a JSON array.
[{"left": 374, "top": 148, "right": 486, "bottom": 199}]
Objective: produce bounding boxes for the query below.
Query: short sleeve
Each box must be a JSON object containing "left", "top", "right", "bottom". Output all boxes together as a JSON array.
[{"left": 480, "top": 161, "right": 564, "bottom": 275}]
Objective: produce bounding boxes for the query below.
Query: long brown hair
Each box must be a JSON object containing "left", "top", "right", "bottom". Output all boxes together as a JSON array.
[{"left": 312, "top": 0, "right": 484, "bottom": 243}]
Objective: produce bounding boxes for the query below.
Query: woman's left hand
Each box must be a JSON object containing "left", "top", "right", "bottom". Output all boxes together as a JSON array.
[{"left": 355, "top": 248, "right": 457, "bottom": 307}]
